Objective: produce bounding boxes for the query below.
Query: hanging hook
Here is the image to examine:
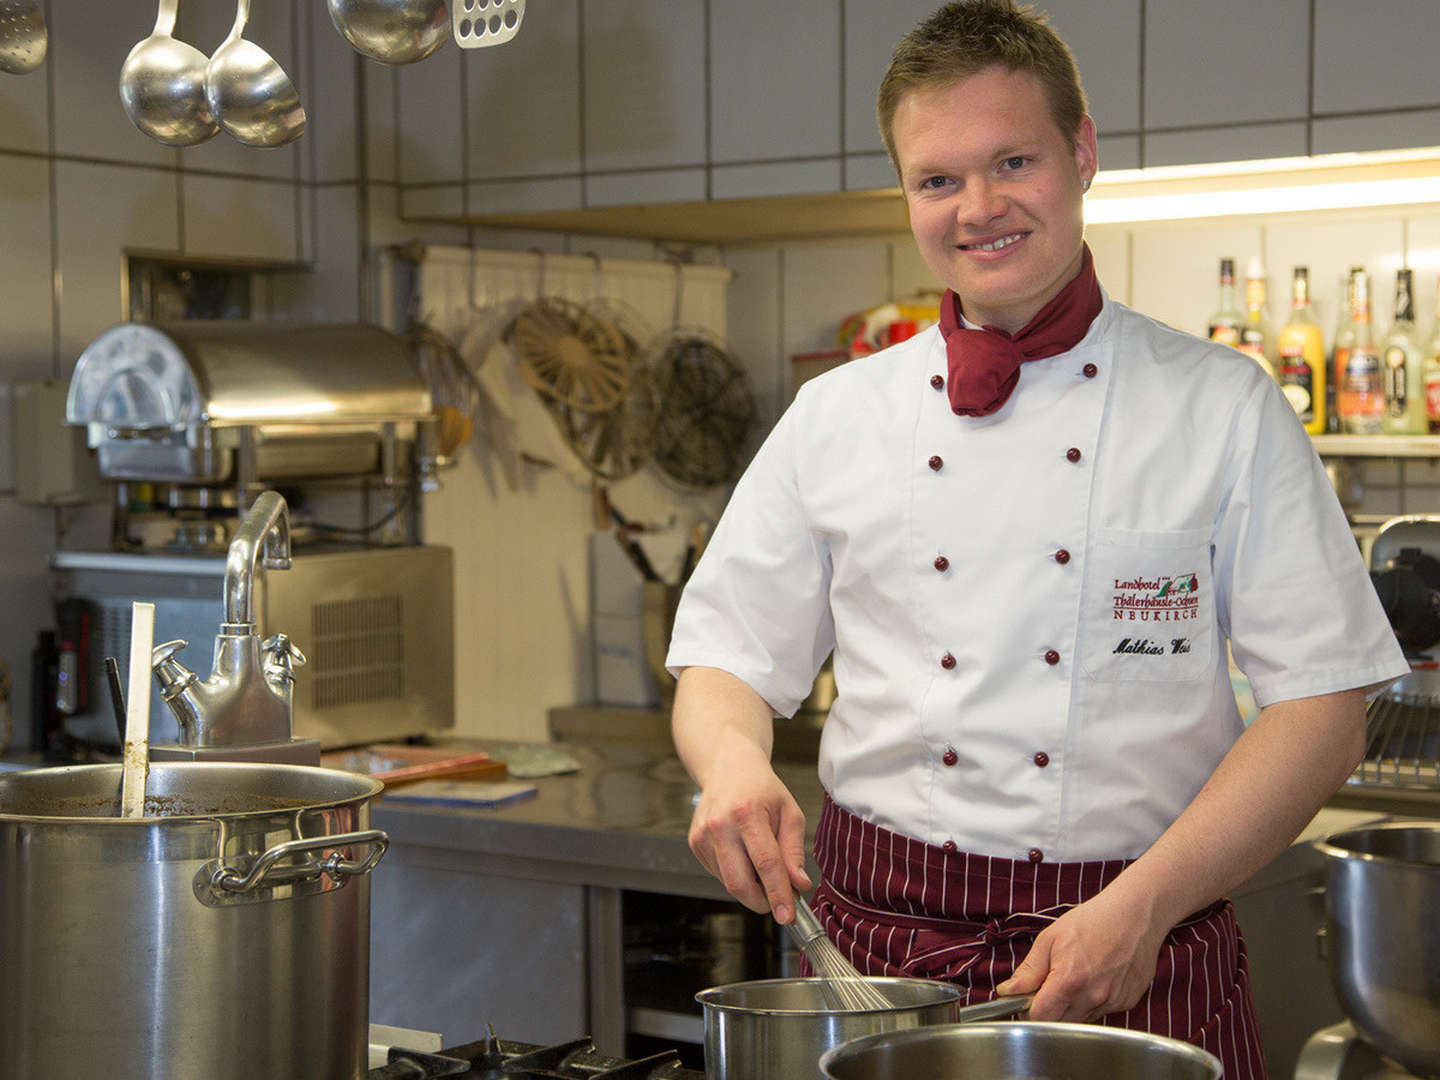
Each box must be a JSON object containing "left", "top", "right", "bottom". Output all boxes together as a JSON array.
[
  {"left": 669, "top": 259, "right": 686, "bottom": 330},
  {"left": 585, "top": 250, "right": 604, "bottom": 300},
  {"left": 466, "top": 237, "right": 482, "bottom": 312}
]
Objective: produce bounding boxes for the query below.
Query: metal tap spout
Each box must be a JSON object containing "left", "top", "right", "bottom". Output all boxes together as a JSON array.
[
  {"left": 149, "top": 490, "right": 313, "bottom": 761},
  {"left": 224, "top": 490, "right": 291, "bottom": 630}
]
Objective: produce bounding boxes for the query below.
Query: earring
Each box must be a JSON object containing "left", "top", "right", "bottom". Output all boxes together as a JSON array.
[{"left": 1081, "top": 177, "right": 1092, "bottom": 193}]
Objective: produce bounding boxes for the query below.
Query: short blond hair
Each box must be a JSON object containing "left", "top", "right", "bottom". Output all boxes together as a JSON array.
[{"left": 877, "top": 0, "right": 1088, "bottom": 168}]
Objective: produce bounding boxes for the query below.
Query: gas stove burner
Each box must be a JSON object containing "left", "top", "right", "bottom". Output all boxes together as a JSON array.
[{"left": 370, "top": 1033, "right": 703, "bottom": 1080}]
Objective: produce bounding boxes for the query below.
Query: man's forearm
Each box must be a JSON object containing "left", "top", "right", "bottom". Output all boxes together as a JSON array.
[
  {"left": 1109, "top": 688, "right": 1366, "bottom": 930},
  {"left": 672, "top": 665, "right": 779, "bottom": 787}
]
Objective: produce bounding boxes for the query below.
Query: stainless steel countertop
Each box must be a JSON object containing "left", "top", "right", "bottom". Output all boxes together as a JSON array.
[{"left": 370, "top": 737, "right": 826, "bottom": 898}]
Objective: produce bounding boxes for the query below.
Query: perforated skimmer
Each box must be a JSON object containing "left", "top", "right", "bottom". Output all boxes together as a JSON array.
[{"left": 0, "top": 0, "right": 47, "bottom": 75}]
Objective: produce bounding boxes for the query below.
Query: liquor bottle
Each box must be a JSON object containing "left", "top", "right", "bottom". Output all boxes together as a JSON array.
[
  {"left": 1277, "top": 267, "right": 1327, "bottom": 435},
  {"left": 1328, "top": 267, "right": 1363, "bottom": 433},
  {"left": 1337, "top": 270, "right": 1383, "bottom": 434},
  {"left": 1381, "top": 268, "right": 1425, "bottom": 434},
  {"left": 1237, "top": 255, "right": 1275, "bottom": 379},
  {"left": 1426, "top": 277, "right": 1440, "bottom": 434},
  {"left": 1207, "top": 258, "right": 1243, "bottom": 347}
]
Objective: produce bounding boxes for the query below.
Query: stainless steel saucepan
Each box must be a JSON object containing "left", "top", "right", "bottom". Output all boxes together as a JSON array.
[
  {"left": 819, "top": 1020, "right": 1223, "bottom": 1080},
  {"left": 696, "top": 977, "right": 1031, "bottom": 1080}
]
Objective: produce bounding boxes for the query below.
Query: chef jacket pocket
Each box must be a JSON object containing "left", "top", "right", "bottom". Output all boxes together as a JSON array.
[{"left": 1080, "top": 526, "right": 1213, "bottom": 683}]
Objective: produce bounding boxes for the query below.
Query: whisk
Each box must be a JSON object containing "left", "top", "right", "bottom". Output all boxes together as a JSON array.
[{"left": 787, "top": 896, "right": 894, "bottom": 1011}]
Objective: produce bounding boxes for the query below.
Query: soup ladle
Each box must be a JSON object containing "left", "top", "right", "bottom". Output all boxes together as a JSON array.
[
  {"left": 327, "top": 0, "right": 448, "bottom": 65},
  {"left": 205, "top": 0, "right": 305, "bottom": 147},
  {"left": 119, "top": 0, "right": 219, "bottom": 146}
]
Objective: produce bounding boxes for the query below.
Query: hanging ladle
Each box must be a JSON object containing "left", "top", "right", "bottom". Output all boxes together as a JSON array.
[
  {"left": 205, "top": 0, "right": 305, "bottom": 147},
  {"left": 119, "top": 0, "right": 219, "bottom": 147},
  {"left": 327, "top": 0, "right": 449, "bottom": 65}
]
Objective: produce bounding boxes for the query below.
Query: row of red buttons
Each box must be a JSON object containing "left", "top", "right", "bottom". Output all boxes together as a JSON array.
[
  {"left": 938, "top": 840, "right": 1046, "bottom": 862},
  {"left": 926, "top": 365, "right": 1095, "bottom": 866}
]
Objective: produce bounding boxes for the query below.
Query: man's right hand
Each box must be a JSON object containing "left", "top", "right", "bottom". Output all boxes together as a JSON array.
[
  {"left": 671, "top": 666, "right": 813, "bottom": 925},
  {"left": 686, "top": 739, "right": 812, "bottom": 924}
]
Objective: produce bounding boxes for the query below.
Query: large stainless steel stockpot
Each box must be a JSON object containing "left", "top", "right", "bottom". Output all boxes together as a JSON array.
[
  {"left": 695, "top": 977, "right": 962, "bottom": 1080},
  {"left": 818, "top": 1020, "right": 1223, "bottom": 1079},
  {"left": 1314, "top": 821, "right": 1440, "bottom": 1078},
  {"left": 0, "top": 762, "right": 387, "bottom": 1080}
]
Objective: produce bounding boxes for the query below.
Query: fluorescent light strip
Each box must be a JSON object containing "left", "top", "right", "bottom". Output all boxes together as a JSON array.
[{"left": 1086, "top": 174, "right": 1440, "bottom": 224}]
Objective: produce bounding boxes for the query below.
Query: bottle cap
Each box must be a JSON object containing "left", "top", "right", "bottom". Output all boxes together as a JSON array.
[{"left": 1246, "top": 255, "right": 1265, "bottom": 280}]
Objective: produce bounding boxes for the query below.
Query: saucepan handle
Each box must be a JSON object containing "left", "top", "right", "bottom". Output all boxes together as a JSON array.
[
  {"left": 955, "top": 993, "right": 1034, "bottom": 1022},
  {"left": 195, "top": 829, "right": 389, "bottom": 906}
]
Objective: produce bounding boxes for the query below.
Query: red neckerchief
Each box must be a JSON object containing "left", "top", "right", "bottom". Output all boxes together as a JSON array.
[{"left": 938, "top": 244, "right": 1102, "bottom": 417}]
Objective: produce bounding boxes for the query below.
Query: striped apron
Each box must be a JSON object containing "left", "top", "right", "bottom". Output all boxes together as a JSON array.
[{"left": 810, "top": 796, "right": 1267, "bottom": 1079}]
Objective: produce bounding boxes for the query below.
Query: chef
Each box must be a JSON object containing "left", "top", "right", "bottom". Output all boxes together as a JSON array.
[{"left": 665, "top": 1, "right": 1407, "bottom": 1076}]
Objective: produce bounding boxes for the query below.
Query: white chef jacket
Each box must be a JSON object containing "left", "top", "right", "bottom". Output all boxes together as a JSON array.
[{"left": 666, "top": 290, "right": 1408, "bottom": 863}]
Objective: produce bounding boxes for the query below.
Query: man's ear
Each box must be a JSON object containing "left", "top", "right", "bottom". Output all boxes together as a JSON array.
[{"left": 1075, "top": 115, "right": 1098, "bottom": 188}]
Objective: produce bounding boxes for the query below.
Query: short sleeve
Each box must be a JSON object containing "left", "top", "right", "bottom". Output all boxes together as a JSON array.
[
  {"left": 664, "top": 398, "right": 836, "bottom": 717},
  {"left": 1213, "top": 381, "right": 1408, "bottom": 707}
]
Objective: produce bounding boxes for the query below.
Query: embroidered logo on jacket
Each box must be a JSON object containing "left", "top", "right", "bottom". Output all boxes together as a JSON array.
[{"left": 1111, "top": 573, "right": 1200, "bottom": 623}]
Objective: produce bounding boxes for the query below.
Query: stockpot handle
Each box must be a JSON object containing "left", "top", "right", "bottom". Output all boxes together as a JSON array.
[{"left": 208, "top": 829, "right": 389, "bottom": 895}]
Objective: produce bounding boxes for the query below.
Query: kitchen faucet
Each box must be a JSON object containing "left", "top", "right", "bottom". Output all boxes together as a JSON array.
[{"left": 148, "top": 490, "right": 321, "bottom": 765}]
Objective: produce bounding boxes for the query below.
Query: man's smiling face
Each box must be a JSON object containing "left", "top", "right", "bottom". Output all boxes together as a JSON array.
[{"left": 893, "top": 65, "right": 1097, "bottom": 334}]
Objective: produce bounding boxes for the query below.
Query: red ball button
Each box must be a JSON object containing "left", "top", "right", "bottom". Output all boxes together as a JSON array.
[
  {"left": 1083, "top": 362, "right": 1098, "bottom": 378},
  {"left": 1044, "top": 649, "right": 1060, "bottom": 666},
  {"left": 934, "top": 555, "right": 950, "bottom": 572},
  {"left": 1065, "top": 447, "right": 1082, "bottom": 463},
  {"left": 942, "top": 840, "right": 958, "bottom": 852},
  {"left": 1033, "top": 752, "right": 1050, "bottom": 768},
  {"left": 1054, "top": 548, "right": 1070, "bottom": 564},
  {"left": 930, "top": 374, "right": 945, "bottom": 389},
  {"left": 1028, "top": 848, "right": 1044, "bottom": 863},
  {"left": 940, "top": 652, "right": 957, "bottom": 670},
  {"left": 942, "top": 747, "right": 958, "bottom": 767},
  {"left": 929, "top": 455, "right": 944, "bottom": 471}
]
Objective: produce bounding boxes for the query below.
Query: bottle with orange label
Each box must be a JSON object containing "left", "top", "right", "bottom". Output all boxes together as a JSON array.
[
  {"left": 1425, "top": 277, "right": 1440, "bottom": 433},
  {"left": 1337, "top": 269, "right": 1384, "bottom": 434},
  {"left": 1277, "top": 266, "right": 1326, "bottom": 434},
  {"left": 1327, "top": 267, "right": 1363, "bottom": 433}
]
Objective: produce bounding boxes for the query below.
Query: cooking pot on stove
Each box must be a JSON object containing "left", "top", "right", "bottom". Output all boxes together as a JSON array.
[
  {"left": 0, "top": 762, "right": 387, "bottom": 1079},
  {"left": 1314, "top": 821, "right": 1440, "bottom": 1078},
  {"left": 696, "top": 977, "right": 963, "bottom": 1079},
  {"left": 818, "top": 1020, "right": 1223, "bottom": 1079}
]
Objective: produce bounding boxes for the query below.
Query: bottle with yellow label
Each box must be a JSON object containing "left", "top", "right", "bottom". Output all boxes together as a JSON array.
[{"left": 1277, "top": 266, "right": 1327, "bottom": 434}]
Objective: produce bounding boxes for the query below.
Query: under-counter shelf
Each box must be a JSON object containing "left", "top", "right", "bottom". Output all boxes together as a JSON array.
[{"left": 1311, "top": 435, "right": 1440, "bottom": 458}]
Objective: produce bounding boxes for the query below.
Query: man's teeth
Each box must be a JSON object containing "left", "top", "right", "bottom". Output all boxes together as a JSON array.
[{"left": 965, "top": 234, "right": 1023, "bottom": 252}]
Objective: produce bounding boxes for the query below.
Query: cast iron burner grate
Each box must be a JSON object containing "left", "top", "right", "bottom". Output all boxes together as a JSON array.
[{"left": 368, "top": 1033, "right": 705, "bottom": 1080}]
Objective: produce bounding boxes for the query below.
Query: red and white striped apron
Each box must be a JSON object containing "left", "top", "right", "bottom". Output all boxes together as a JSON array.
[{"left": 810, "top": 796, "right": 1267, "bottom": 1079}]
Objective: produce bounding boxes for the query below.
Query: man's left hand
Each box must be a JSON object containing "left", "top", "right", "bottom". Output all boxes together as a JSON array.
[{"left": 994, "top": 886, "right": 1170, "bottom": 1021}]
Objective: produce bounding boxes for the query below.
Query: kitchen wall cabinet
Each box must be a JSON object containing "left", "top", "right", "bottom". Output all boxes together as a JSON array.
[
  {"left": 377, "top": 0, "right": 1440, "bottom": 230},
  {"left": 709, "top": 0, "right": 841, "bottom": 170}
]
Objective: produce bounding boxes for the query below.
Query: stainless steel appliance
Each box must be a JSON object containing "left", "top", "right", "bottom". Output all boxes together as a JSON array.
[
  {"left": 1286, "top": 518, "right": 1440, "bottom": 1080},
  {"left": 53, "top": 320, "right": 454, "bottom": 751},
  {"left": 0, "top": 761, "right": 387, "bottom": 1080}
]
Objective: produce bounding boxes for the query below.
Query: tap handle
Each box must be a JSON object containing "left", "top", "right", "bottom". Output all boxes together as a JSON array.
[
  {"left": 261, "top": 633, "right": 307, "bottom": 672},
  {"left": 150, "top": 639, "right": 198, "bottom": 700},
  {"left": 151, "top": 639, "right": 188, "bottom": 668}
]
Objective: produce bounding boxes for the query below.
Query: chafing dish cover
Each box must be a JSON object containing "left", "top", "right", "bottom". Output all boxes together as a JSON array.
[{"left": 67, "top": 321, "right": 431, "bottom": 430}]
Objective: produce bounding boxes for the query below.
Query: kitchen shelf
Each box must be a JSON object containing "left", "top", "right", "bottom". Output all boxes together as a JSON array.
[{"left": 1310, "top": 435, "right": 1440, "bottom": 458}]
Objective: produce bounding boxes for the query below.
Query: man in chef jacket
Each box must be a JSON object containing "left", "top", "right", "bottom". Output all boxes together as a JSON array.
[{"left": 665, "top": 1, "right": 1407, "bottom": 1074}]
